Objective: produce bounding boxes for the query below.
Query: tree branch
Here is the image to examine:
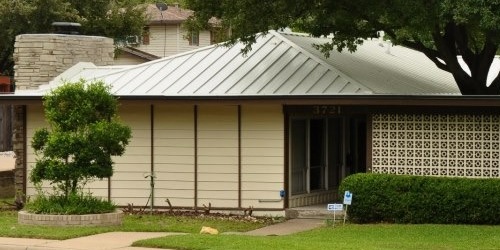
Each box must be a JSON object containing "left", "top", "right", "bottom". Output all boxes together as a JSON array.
[{"left": 400, "top": 40, "right": 449, "bottom": 72}]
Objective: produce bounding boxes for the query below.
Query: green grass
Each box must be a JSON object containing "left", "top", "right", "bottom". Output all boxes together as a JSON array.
[
  {"left": 133, "top": 224, "right": 500, "bottom": 250},
  {"left": 0, "top": 211, "right": 271, "bottom": 240}
]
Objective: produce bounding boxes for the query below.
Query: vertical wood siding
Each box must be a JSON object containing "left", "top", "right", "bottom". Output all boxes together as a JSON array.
[{"left": 241, "top": 105, "right": 284, "bottom": 209}]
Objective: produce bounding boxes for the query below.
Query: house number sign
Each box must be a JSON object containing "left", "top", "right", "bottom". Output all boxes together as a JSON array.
[{"left": 312, "top": 105, "right": 340, "bottom": 115}]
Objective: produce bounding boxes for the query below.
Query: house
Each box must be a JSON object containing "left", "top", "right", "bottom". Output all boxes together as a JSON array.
[
  {"left": 7, "top": 30, "right": 500, "bottom": 213},
  {"left": 114, "top": 4, "right": 214, "bottom": 65}
]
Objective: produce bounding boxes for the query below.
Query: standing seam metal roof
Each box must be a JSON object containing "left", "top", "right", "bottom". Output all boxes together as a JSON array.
[{"left": 35, "top": 31, "right": 464, "bottom": 96}]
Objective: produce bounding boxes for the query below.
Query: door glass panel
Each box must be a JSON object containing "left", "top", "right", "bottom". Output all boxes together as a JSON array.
[
  {"left": 328, "top": 118, "right": 342, "bottom": 189},
  {"left": 291, "top": 119, "right": 307, "bottom": 195},
  {"left": 309, "top": 119, "right": 325, "bottom": 191}
]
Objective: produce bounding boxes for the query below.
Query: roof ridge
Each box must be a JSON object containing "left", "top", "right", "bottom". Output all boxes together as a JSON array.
[{"left": 270, "top": 30, "right": 375, "bottom": 93}]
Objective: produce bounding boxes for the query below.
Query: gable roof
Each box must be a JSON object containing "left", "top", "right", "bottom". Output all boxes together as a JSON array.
[{"left": 25, "top": 31, "right": 465, "bottom": 97}]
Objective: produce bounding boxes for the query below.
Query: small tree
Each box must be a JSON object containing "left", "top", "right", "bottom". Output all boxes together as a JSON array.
[{"left": 30, "top": 80, "right": 131, "bottom": 198}]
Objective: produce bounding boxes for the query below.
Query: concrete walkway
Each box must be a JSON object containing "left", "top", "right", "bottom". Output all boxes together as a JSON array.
[{"left": 0, "top": 219, "right": 324, "bottom": 250}]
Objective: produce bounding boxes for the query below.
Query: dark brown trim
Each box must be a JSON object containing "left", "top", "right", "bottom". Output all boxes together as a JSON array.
[
  {"left": 366, "top": 114, "right": 373, "bottom": 173},
  {"left": 7, "top": 94, "right": 500, "bottom": 107},
  {"left": 107, "top": 177, "right": 111, "bottom": 202},
  {"left": 283, "top": 106, "right": 289, "bottom": 209},
  {"left": 194, "top": 105, "right": 198, "bottom": 209},
  {"left": 150, "top": 105, "right": 155, "bottom": 207},
  {"left": 114, "top": 95, "right": 500, "bottom": 107},
  {"left": 237, "top": 105, "right": 242, "bottom": 208},
  {"left": 22, "top": 105, "right": 27, "bottom": 198}
]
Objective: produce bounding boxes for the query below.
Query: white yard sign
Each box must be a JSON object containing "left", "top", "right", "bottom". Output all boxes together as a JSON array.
[{"left": 343, "top": 191, "right": 353, "bottom": 205}]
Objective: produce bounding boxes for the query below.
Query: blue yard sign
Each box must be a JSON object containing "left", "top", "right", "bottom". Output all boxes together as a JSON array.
[{"left": 343, "top": 191, "right": 352, "bottom": 205}]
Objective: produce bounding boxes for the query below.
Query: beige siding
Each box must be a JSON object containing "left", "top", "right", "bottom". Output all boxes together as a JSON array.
[
  {"left": 197, "top": 105, "right": 239, "bottom": 208},
  {"left": 241, "top": 105, "right": 284, "bottom": 209},
  {"left": 26, "top": 105, "right": 47, "bottom": 197},
  {"left": 135, "top": 25, "right": 212, "bottom": 58},
  {"left": 25, "top": 102, "right": 286, "bottom": 210},
  {"left": 114, "top": 52, "right": 149, "bottom": 65},
  {"left": 154, "top": 105, "right": 195, "bottom": 207},
  {"left": 111, "top": 104, "right": 151, "bottom": 206},
  {"left": 26, "top": 105, "right": 109, "bottom": 199}
]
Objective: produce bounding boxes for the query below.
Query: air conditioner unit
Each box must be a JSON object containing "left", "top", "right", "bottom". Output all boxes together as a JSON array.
[{"left": 125, "top": 35, "right": 140, "bottom": 45}]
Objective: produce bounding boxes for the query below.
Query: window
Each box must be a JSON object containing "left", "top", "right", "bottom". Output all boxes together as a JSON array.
[{"left": 189, "top": 31, "right": 199, "bottom": 46}]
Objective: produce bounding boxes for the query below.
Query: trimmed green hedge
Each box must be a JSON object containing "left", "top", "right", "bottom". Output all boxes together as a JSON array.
[{"left": 339, "top": 173, "right": 500, "bottom": 224}]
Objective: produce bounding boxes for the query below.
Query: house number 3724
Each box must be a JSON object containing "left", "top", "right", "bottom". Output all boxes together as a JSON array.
[{"left": 312, "top": 105, "right": 339, "bottom": 115}]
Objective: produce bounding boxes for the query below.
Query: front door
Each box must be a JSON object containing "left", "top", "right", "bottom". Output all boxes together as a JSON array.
[{"left": 289, "top": 112, "right": 366, "bottom": 206}]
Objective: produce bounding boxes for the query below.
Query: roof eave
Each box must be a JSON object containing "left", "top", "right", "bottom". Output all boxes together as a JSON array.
[{"left": 113, "top": 94, "right": 500, "bottom": 107}]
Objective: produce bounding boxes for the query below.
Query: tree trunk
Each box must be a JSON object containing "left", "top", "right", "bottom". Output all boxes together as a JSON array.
[
  {"left": 450, "top": 66, "right": 500, "bottom": 95},
  {"left": 433, "top": 23, "right": 500, "bottom": 95}
]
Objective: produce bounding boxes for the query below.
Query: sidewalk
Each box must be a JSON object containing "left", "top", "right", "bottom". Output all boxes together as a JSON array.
[{"left": 0, "top": 219, "right": 325, "bottom": 250}]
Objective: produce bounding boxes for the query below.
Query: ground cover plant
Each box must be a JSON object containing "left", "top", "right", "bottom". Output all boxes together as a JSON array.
[{"left": 134, "top": 224, "right": 500, "bottom": 250}]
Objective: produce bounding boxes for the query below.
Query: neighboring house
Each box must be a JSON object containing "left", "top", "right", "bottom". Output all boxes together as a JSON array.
[
  {"left": 8, "top": 31, "right": 500, "bottom": 213},
  {"left": 114, "top": 4, "right": 213, "bottom": 65}
]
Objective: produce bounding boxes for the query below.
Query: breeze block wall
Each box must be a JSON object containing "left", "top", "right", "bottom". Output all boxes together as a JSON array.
[{"left": 371, "top": 113, "right": 500, "bottom": 178}]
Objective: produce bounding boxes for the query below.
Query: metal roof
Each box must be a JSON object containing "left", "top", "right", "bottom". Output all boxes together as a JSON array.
[
  {"left": 23, "top": 31, "right": 474, "bottom": 97},
  {"left": 282, "top": 33, "right": 460, "bottom": 94}
]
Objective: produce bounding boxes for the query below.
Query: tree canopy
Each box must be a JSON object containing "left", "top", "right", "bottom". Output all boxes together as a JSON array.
[
  {"left": 0, "top": 0, "right": 149, "bottom": 76},
  {"left": 185, "top": 0, "right": 500, "bottom": 95},
  {"left": 30, "top": 80, "right": 131, "bottom": 197}
]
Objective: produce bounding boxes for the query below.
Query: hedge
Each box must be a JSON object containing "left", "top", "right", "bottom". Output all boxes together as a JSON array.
[{"left": 339, "top": 173, "right": 500, "bottom": 224}]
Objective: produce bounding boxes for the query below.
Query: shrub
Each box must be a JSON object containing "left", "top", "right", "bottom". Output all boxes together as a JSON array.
[
  {"left": 339, "top": 173, "right": 500, "bottom": 224},
  {"left": 30, "top": 80, "right": 131, "bottom": 198},
  {"left": 25, "top": 191, "right": 115, "bottom": 215}
]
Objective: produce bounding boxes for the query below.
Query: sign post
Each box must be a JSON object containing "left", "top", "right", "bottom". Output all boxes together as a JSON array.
[
  {"left": 327, "top": 203, "right": 344, "bottom": 226},
  {"left": 343, "top": 191, "right": 353, "bottom": 225}
]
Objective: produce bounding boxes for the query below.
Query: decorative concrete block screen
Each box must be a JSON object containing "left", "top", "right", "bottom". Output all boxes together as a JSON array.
[{"left": 371, "top": 114, "right": 500, "bottom": 178}]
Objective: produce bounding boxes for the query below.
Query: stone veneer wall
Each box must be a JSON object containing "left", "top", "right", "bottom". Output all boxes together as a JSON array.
[
  {"left": 12, "top": 34, "right": 115, "bottom": 196},
  {"left": 14, "top": 34, "right": 114, "bottom": 90}
]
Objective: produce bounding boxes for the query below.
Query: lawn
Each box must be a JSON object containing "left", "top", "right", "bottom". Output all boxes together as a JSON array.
[
  {"left": 0, "top": 210, "right": 273, "bottom": 240},
  {"left": 134, "top": 224, "right": 500, "bottom": 250}
]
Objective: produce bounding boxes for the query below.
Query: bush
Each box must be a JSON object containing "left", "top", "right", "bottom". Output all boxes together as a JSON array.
[
  {"left": 339, "top": 173, "right": 500, "bottom": 224},
  {"left": 25, "top": 192, "right": 115, "bottom": 215}
]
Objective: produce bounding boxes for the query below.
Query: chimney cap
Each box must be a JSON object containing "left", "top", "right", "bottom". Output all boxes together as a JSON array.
[{"left": 52, "top": 22, "right": 82, "bottom": 35}]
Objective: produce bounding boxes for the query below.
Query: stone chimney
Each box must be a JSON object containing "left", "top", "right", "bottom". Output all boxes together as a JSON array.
[
  {"left": 11, "top": 33, "right": 114, "bottom": 200},
  {"left": 13, "top": 34, "right": 114, "bottom": 90}
]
